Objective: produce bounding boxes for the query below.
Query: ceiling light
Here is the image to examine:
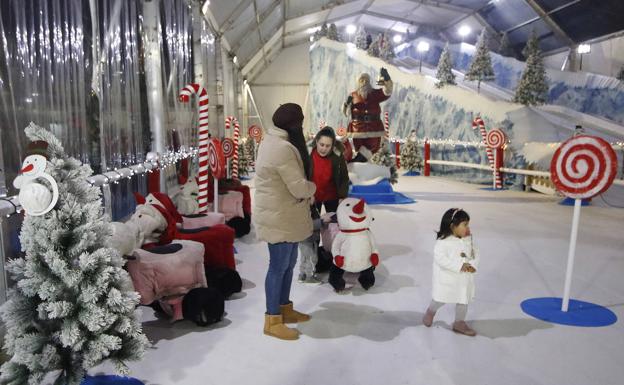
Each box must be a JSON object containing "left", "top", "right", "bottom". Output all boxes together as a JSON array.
[
  {"left": 417, "top": 41, "right": 430, "bottom": 52},
  {"left": 393, "top": 34, "right": 402, "bottom": 44},
  {"left": 577, "top": 44, "right": 590, "bottom": 54},
  {"left": 346, "top": 24, "right": 357, "bottom": 34},
  {"left": 458, "top": 25, "right": 471, "bottom": 37},
  {"left": 233, "top": 56, "right": 238, "bottom": 64},
  {"left": 309, "top": 35, "right": 314, "bottom": 42}
]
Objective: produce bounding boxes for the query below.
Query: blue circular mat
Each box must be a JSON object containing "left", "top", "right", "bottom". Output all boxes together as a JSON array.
[
  {"left": 81, "top": 375, "right": 145, "bottom": 385},
  {"left": 521, "top": 297, "right": 617, "bottom": 327},
  {"left": 559, "top": 197, "right": 591, "bottom": 206}
]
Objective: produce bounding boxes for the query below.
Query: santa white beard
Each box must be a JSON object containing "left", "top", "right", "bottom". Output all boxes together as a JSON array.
[{"left": 357, "top": 83, "right": 372, "bottom": 99}]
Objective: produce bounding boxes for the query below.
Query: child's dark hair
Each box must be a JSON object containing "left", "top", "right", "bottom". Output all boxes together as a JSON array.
[
  {"left": 436, "top": 208, "right": 470, "bottom": 239},
  {"left": 315, "top": 126, "right": 336, "bottom": 145}
]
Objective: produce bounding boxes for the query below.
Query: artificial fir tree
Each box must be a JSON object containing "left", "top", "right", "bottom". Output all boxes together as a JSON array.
[
  {"left": 400, "top": 136, "right": 423, "bottom": 174},
  {"left": 371, "top": 142, "right": 398, "bottom": 184},
  {"left": 314, "top": 24, "right": 328, "bottom": 41},
  {"left": 380, "top": 32, "right": 396, "bottom": 61},
  {"left": 435, "top": 43, "right": 456, "bottom": 88},
  {"left": 327, "top": 23, "right": 340, "bottom": 41},
  {"left": 498, "top": 32, "right": 514, "bottom": 57},
  {"left": 513, "top": 49, "right": 549, "bottom": 105},
  {"left": 355, "top": 26, "right": 368, "bottom": 50},
  {"left": 367, "top": 33, "right": 382, "bottom": 58},
  {"left": 522, "top": 30, "right": 539, "bottom": 60},
  {"left": 465, "top": 29, "right": 495, "bottom": 93},
  {"left": 244, "top": 137, "right": 256, "bottom": 171},
  {"left": 616, "top": 65, "right": 624, "bottom": 81},
  {"left": 237, "top": 139, "right": 249, "bottom": 177},
  {"left": 0, "top": 123, "right": 148, "bottom": 385}
]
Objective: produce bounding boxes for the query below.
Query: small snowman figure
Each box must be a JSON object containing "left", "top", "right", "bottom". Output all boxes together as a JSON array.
[
  {"left": 13, "top": 140, "right": 59, "bottom": 216},
  {"left": 330, "top": 197, "right": 379, "bottom": 291}
]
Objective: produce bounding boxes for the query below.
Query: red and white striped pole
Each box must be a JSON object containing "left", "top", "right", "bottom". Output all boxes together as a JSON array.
[
  {"left": 225, "top": 116, "right": 240, "bottom": 179},
  {"left": 395, "top": 141, "right": 401, "bottom": 168},
  {"left": 179, "top": 83, "right": 210, "bottom": 213},
  {"left": 473, "top": 117, "right": 494, "bottom": 166},
  {"left": 494, "top": 147, "right": 504, "bottom": 189},
  {"left": 384, "top": 111, "right": 389, "bottom": 142},
  {"left": 424, "top": 139, "right": 430, "bottom": 176}
]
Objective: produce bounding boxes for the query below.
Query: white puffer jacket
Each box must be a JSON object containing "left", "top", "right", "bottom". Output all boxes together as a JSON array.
[{"left": 253, "top": 127, "right": 316, "bottom": 244}]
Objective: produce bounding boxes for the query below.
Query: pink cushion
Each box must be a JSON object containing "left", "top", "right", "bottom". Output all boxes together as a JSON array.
[
  {"left": 181, "top": 212, "right": 226, "bottom": 229},
  {"left": 217, "top": 191, "right": 244, "bottom": 221},
  {"left": 126, "top": 240, "right": 207, "bottom": 305}
]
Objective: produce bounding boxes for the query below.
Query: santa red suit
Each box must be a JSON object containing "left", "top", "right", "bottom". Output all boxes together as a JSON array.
[{"left": 342, "top": 69, "right": 393, "bottom": 158}]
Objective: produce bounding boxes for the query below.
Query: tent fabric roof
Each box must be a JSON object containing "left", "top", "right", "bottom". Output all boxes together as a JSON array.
[{"left": 202, "top": 0, "right": 624, "bottom": 79}]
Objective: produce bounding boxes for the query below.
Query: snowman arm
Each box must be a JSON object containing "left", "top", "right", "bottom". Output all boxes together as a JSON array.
[
  {"left": 13, "top": 175, "right": 24, "bottom": 188},
  {"left": 368, "top": 230, "right": 378, "bottom": 254},
  {"left": 331, "top": 233, "right": 346, "bottom": 258}
]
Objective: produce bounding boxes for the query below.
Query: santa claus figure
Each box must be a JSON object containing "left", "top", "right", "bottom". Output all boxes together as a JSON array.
[
  {"left": 342, "top": 67, "right": 393, "bottom": 161},
  {"left": 329, "top": 198, "right": 379, "bottom": 292}
]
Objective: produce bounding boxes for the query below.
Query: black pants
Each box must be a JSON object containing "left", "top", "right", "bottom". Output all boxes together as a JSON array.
[
  {"left": 315, "top": 199, "right": 339, "bottom": 214},
  {"left": 329, "top": 265, "right": 376, "bottom": 291}
]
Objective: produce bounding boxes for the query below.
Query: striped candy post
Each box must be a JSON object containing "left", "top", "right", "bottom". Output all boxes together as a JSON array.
[
  {"left": 384, "top": 111, "right": 389, "bottom": 141},
  {"left": 225, "top": 116, "right": 241, "bottom": 179},
  {"left": 472, "top": 117, "right": 494, "bottom": 166},
  {"left": 179, "top": 83, "right": 210, "bottom": 213}
]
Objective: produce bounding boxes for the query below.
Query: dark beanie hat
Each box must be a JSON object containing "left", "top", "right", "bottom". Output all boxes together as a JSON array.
[
  {"left": 26, "top": 140, "right": 49, "bottom": 159},
  {"left": 272, "top": 103, "right": 304, "bottom": 130}
]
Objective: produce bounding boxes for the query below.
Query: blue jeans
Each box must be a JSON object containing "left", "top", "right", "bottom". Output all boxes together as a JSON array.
[{"left": 265, "top": 242, "right": 299, "bottom": 315}]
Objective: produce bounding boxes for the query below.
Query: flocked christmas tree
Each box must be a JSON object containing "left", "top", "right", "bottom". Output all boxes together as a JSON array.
[
  {"left": 371, "top": 142, "right": 398, "bottom": 184},
  {"left": 435, "top": 43, "right": 456, "bottom": 88},
  {"left": 0, "top": 123, "right": 148, "bottom": 385},
  {"left": 400, "top": 134, "right": 423, "bottom": 174},
  {"left": 244, "top": 136, "right": 256, "bottom": 171},
  {"left": 379, "top": 32, "right": 396, "bottom": 61},
  {"left": 465, "top": 29, "right": 495, "bottom": 93},
  {"left": 237, "top": 138, "right": 249, "bottom": 177},
  {"left": 522, "top": 30, "right": 539, "bottom": 60},
  {"left": 314, "top": 24, "right": 328, "bottom": 41},
  {"left": 498, "top": 31, "right": 514, "bottom": 57},
  {"left": 367, "top": 33, "right": 383, "bottom": 58},
  {"left": 616, "top": 65, "right": 624, "bottom": 81},
  {"left": 355, "top": 26, "right": 368, "bottom": 50},
  {"left": 327, "top": 23, "right": 340, "bottom": 41},
  {"left": 513, "top": 43, "right": 549, "bottom": 105}
]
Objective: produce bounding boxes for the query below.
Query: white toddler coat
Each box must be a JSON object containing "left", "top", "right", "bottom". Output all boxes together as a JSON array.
[{"left": 432, "top": 235, "right": 479, "bottom": 304}]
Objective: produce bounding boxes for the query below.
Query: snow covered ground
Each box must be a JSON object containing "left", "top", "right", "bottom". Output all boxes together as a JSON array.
[{"left": 91, "top": 176, "right": 624, "bottom": 385}]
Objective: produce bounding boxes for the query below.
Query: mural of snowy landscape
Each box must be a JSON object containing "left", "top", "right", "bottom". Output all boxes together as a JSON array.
[{"left": 309, "top": 38, "right": 624, "bottom": 186}]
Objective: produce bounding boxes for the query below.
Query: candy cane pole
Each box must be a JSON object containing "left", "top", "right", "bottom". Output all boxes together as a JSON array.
[
  {"left": 473, "top": 118, "right": 493, "bottom": 166},
  {"left": 179, "top": 83, "right": 210, "bottom": 213},
  {"left": 384, "top": 111, "right": 389, "bottom": 142},
  {"left": 225, "top": 116, "right": 231, "bottom": 178},
  {"left": 232, "top": 118, "right": 240, "bottom": 179}
]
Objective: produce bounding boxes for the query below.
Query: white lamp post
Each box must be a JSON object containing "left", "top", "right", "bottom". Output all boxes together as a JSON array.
[
  {"left": 577, "top": 44, "right": 590, "bottom": 71},
  {"left": 417, "top": 41, "right": 430, "bottom": 73}
]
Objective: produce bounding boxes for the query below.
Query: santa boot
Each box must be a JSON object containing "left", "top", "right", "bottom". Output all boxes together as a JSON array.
[
  {"left": 280, "top": 302, "right": 311, "bottom": 323},
  {"left": 452, "top": 321, "right": 476, "bottom": 336},
  {"left": 264, "top": 314, "right": 299, "bottom": 340},
  {"left": 422, "top": 308, "right": 436, "bottom": 327}
]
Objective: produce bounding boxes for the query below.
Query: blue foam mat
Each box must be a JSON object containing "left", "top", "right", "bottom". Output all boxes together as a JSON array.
[
  {"left": 82, "top": 376, "right": 145, "bottom": 385},
  {"left": 349, "top": 179, "right": 415, "bottom": 205},
  {"left": 402, "top": 171, "right": 421, "bottom": 176},
  {"left": 559, "top": 197, "right": 591, "bottom": 206},
  {"left": 479, "top": 187, "right": 507, "bottom": 191},
  {"left": 520, "top": 297, "right": 617, "bottom": 327}
]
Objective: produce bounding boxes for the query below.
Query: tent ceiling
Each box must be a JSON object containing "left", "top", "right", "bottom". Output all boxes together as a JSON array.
[{"left": 202, "top": 0, "right": 624, "bottom": 79}]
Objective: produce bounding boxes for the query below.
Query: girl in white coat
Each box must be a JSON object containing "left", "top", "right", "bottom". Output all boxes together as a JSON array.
[{"left": 423, "top": 208, "right": 479, "bottom": 336}]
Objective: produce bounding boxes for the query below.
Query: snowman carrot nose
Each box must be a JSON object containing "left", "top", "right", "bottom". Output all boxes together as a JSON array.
[
  {"left": 20, "top": 164, "right": 34, "bottom": 173},
  {"left": 353, "top": 199, "right": 365, "bottom": 214}
]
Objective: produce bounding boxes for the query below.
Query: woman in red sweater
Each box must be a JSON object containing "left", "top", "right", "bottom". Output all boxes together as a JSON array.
[{"left": 310, "top": 127, "right": 350, "bottom": 214}]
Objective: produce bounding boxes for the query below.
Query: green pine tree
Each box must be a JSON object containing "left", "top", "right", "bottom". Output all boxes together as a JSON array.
[
  {"left": 237, "top": 139, "right": 249, "bottom": 177},
  {"left": 498, "top": 32, "right": 514, "bottom": 57},
  {"left": 0, "top": 123, "right": 148, "bottom": 385},
  {"left": 465, "top": 29, "right": 495, "bottom": 93},
  {"left": 435, "top": 43, "right": 456, "bottom": 88},
  {"left": 616, "top": 65, "right": 624, "bottom": 81},
  {"left": 400, "top": 138, "right": 423, "bottom": 172},
  {"left": 371, "top": 143, "right": 399, "bottom": 184},
  {"left": 380, "top": 32, "right": 396, "bottom": 61},
  {"left": 513, "top": 49, "right": 549, "bottom": 105},
  {"left": 327, "top": 23, "right": 340, "bottom": 41},
  {"left": 522, "top": 30, "right": 540, "bottom": 60},
  {"left": 355, "top": 26, "right": 368, "bottom": 50}
]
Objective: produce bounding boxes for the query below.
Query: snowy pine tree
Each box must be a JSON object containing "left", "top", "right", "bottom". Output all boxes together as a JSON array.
[
  {"left": 355, "top": 26, "right": 368, "bottom": 49},
  {"left": 0, "top": 123, "right": 148, "bottom": 385},
  {"left": 380, "top": 32, "right": 396, "bottom": 61},
  {"left": 522, "top": 30, "right": 539, "bottom": 60},
  {"left": 498, "top": 32, "right": 514, "bottom": 57},
  {"left": 327, "top": 23, "right": 340, "bottom": 41},
  {"left": 465, "top": 29, "right": 495, "bottom": 93},
  {"left": 513, "top": 49, "right": 549, "bottom": 106},
  {"left": 244, "top": 137, "right": 256, "bottom": 170},
  {"left": 616, "top": 65, "right": 624, "bottom": 81},
  {"left": 367, "top": 34, "right": 383, "bottom": 58},
  {"left": 237, "top": 139, "right": 249, "bottom": 177},
  {"left": 313, "top": 24, "right": 328, "bottom": 41},
  {"left": 371, "top": 143, "right": 398, "bottom": 184},
  {"left": 400, "top": 137, "right": 423, "bottom": 172},
  {"left": 435, "top": 43, "right": 456, "bottom": 88}
]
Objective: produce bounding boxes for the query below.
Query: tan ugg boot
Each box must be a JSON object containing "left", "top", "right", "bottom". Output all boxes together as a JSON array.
[
  {"left": 264, "top": 314, "right": 299, "bottom": 340},
  {"left": 280, "top": 302, "right": 311, "bottom": 323}
]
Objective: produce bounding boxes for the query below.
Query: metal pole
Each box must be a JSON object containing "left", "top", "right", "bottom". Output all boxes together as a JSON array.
[{"left": 562, "top": 198, "right": 582, "bottom": 311}]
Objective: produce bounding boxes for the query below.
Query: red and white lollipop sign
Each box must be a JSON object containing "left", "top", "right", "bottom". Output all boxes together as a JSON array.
[
  {"left": 248, "top": 125, "right": 262, "bottom": 142},
  {"left": 208, "top": 138, "right": 226, "bottom": 180},
  {"left": 222, "top": 138, "right": 235, "bottom": 158},
  {"left": 550, "top": 135, "right": 617, "bottom": 199},
  {"left": 486, "top": 128, "right": 506, "bottom": 149}
]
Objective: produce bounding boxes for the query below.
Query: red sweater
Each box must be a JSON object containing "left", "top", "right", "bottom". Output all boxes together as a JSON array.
[{"left": 312, "top": 149, "right": 338, "bottom": 202}]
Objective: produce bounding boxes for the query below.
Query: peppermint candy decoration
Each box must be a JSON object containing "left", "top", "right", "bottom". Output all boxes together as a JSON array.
[
  {"left": 222, "top": 138, "right": 235, "bottom": 158},
  {"left": 248, "top": 125, "right": 262, "bottom": 142},
  {"left": 486, "top": 128, "right": 506, "bottom": 149},
  {"left": 550, "top": 135, "right": 617, "bottom": 199},
  {"left": 208, "top": 138, "right": 226, "bottom": 180},
  {"left": 336, "top": 126, "right": 347, "bottom": 137}
]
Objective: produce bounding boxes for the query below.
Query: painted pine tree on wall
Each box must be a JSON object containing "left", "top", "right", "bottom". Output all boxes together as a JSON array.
[
  {"left": 465, "top": 29, "right": 495, "bottom": 93},
  {"left": 0, "top": 123, "right": 148, "bottom": 385},
  {"left": 435, "top": 43, "right": 456, "bottom": 88}
]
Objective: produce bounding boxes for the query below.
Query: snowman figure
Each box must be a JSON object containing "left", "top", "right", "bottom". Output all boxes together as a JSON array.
[
  {"left": 330, "top": 197, "right": 379, "bottom": 291},
  {"left": 13, "top": 140, "right": 59, "bottom": 216},
  {"left": 174, "top": 176, "right": 199, "bottom": 215}
]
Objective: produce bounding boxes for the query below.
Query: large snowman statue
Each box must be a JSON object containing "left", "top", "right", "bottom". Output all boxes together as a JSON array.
[
  {"left": 13, "top": 140, "right": 59, "bottom": 216},
  {"left": 330, "top": 197, "right": 379, "bottom": 291}
]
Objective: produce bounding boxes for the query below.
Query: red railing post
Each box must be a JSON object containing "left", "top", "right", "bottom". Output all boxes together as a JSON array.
[{"left": 424, "top": 139, "right": 431, "bottom": 177}]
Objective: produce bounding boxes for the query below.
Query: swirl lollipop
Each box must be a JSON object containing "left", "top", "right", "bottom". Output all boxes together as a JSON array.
[
  {"left": 486, "top": 128, "right": 506, "bottom": 149},
  {"left": 248, "top": 125, "right": 262, "bottom": 142},
  {"left": 208, "top": 138, "right": 225, "bottom": 180},
  {"left": 222, "top": 138, "right": 235, "bottom": 158}
]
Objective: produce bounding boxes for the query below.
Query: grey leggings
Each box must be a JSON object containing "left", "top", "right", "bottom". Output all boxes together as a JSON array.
[{"left": 428, "top": 300, "right": 468, "bottom": 322}]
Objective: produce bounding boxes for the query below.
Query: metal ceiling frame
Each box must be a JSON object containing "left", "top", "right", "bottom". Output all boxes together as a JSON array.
[
  {"left": 219, "top": 0, "right": 255, "bottom": 33},
  {"left": 229, "top": 0, "right": 282, "bottom": 52},
  {"left": 521, "top": 0, "right": 576, "bottom": 46},
  {"left": 504, "top": 0, "right": 580, "bottom": 34}
]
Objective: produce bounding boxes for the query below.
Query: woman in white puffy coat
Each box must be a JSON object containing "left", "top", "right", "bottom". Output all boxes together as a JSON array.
[{"left": 423, "top": 208, "right": 479, "bottom": 336}]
